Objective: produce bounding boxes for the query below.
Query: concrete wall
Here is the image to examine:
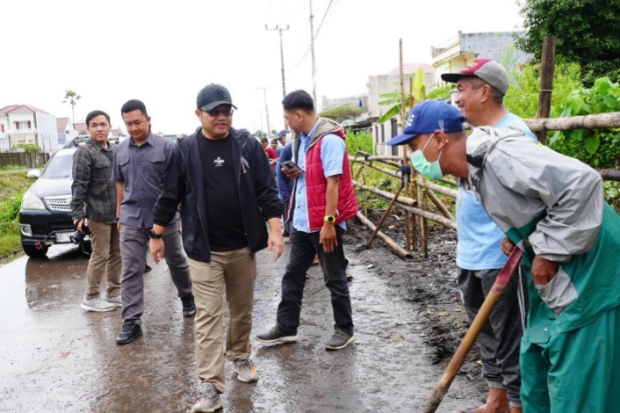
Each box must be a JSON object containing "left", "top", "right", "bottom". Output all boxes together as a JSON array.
[
  {"left": 460, "top": 32, "right": 530, "bottom": 67},
  {"left": 322, "top": 94, "right": 368, "bottom": 111},
  {"left": 35, "top": 112, "right": 59, "bottom": 153},
  {"left": 432, "top": 31, "right": 531, "bottom": 85},
  {"left": 371, "top": 115, "right": 405, "bottom": 157},
  {"left": 368, "top": 73, "right": 434, "bottom": 119}
]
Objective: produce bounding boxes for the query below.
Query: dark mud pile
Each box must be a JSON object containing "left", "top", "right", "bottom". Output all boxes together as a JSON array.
[{"left": 344, "top": 209, "right": 487, "bottom": 393}]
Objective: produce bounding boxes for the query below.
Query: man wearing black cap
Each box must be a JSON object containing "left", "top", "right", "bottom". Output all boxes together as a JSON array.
[
  {"left": 439, "top": 59, "right": 535, "bottom": 413},
  {"left": 150, "top": 84, "right": 284, "bottom": 413}
]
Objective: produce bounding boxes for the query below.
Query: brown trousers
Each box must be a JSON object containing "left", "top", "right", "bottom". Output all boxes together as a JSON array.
[
  {"left": 85, "top": 219, "right": 121, "bottom": 299},
  {"left": 188, "top": 248, "right": 257, "bottom": 393}
]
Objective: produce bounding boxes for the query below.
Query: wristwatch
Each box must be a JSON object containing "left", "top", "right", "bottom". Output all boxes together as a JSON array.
[
  {"left": 149, "top": 229, "right": 163, "bottom": 239},
  {"left": 324, "top": 215, "right": 336, "bottom": 225}
]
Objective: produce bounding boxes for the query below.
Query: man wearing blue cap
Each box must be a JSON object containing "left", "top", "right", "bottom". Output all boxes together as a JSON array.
[
  {"left": 440, "top": 59, "right": 534, "bottom": 413},
  {"left": 388, "top": 99, "right": 620, "bottom": 413}
]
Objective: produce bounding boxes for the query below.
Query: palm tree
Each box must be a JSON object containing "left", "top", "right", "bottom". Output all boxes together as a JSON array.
[{"left": 63, "top": 90, "right": 81, "bottom": 124}]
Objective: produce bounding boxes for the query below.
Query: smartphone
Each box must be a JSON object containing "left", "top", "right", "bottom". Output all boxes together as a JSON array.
[{"left": 282, "top": 160, "right": 302, "bottom": 171}]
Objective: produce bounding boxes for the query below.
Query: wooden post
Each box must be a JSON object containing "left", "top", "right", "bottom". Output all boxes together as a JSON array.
[
  {"left": 536, "top": 36, "right": 556, "bottom": 144},
  {"left": 399, "top": 38, "right": 412, "bottom": 250}
]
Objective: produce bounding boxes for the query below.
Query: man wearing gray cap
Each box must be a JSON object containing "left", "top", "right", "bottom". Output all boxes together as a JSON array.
[
  {"left": 441, "top": 59, "right": 535, "bottom": 413},
  {"left": 150, "top": 84, "right": 284, "bottom": 412}
]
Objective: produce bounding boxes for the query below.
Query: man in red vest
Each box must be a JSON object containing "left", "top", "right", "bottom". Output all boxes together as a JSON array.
[{"left": 256, "top": 90, "right": 358, "bottom": 350}]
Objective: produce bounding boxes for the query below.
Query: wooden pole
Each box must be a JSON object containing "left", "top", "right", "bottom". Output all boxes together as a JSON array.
[
  {"left": 366, "top": 183, "right": 405, "bottom": 248},
  {"left": 353, "top": 181, "right": 457, "bottom": 230},
  {"left": 423, "top": 249, "right": 522, "bottom": 412},
  {"left": 536, "top": 36, "right": 556, "bottom": 144},
  {"left": 399, "top": 38, "right": 412, "bottom": 250},
  {"left": 356, "top": 212, "right": 413, "bottom": 260},
  {"left": 427, "top": 189, "right": 454, "bottom": 220}
]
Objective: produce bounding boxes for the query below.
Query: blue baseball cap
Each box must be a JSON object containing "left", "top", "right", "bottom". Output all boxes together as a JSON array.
[{"left": 386, "top": 100, "right": 466, "bottom": 146}]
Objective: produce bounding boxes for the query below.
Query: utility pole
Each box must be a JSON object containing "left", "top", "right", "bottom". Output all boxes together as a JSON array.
[
  {"left": 257, "top": 87, "right": 272, "bottom": 141},
  {"left": 265, "top": 25, "right": 289, "bottom": 100},
  {"left": 309, "top": 0, "right": 317, "bottom": 106},
  {"left": 266, "top": 24, "right": 290, "bottom": 130}
]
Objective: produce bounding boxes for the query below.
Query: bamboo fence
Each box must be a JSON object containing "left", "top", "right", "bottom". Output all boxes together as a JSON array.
[{"left": 351, "top": 111, "right": 620, "bottom": 258}]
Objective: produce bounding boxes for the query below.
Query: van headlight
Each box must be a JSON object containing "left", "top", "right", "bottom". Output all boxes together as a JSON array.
[{"left": 22, "top": 192, "right": 45, "bottom": 210}]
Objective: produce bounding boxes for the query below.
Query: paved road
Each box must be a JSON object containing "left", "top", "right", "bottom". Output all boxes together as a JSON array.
[{"left": 0, "top": 243, "right": 482, "bottom": 412}]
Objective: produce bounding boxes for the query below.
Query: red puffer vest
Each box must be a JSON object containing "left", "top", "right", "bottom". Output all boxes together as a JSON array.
[{"left": 289, "top": 119, "right": 358, "bottom": 232}]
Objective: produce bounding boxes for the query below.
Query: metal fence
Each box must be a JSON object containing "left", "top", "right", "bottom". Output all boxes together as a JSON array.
[{"left": 0, "top": 152, "right": 50, "bottom": 169}]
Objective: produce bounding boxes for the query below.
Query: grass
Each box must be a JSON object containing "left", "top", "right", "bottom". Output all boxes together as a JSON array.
[
  {"left": 0, "top": 231, "right": 20, "bottom": 259},
  {"left": 0, "top": 170, "right": 31, "bottom": 259}
]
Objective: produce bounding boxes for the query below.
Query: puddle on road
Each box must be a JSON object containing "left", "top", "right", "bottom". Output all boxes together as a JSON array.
[{"left": 0, "top": 244, "right": 482, "bottom": 412}]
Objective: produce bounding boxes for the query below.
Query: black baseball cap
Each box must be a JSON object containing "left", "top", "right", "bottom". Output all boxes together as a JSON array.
[{"left": 196, "top": 84, "right": 237, "bottom": 111}]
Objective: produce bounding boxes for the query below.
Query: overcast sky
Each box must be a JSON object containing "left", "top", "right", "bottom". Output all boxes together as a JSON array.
[{"left": 1, "top": 0, "right": 524, "bottom": 135}]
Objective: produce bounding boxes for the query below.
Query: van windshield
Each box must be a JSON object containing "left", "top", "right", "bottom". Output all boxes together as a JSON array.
[{"left": 41, "top": 151, "right": 74, "bottom": 179}]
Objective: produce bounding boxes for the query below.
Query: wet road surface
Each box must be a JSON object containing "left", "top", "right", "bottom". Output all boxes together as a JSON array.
[{"left": 0, "top": 243, "right": 482, "bottom": 412}]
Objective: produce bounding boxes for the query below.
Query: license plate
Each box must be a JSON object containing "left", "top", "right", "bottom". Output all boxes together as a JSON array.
[{"left": 56, "top": 232, "right": 72, "bottom": 243}]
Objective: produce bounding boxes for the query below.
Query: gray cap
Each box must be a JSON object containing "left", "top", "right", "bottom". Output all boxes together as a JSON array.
[
  {"left": 441, "top": 59, "right": 509, "bottom": 95},
  {"left": 196, "top": 84, "right": 237, "bottom": 111}
]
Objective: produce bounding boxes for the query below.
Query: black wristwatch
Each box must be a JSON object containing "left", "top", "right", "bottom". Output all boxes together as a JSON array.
[{"left": 149, "top": 229, "right": 163, "bottom": 239}]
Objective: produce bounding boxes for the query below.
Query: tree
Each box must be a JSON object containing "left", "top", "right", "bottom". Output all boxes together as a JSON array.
[
  {"left": 516, "top": 0, "right": 620, "bottom": 86},
  {"left": 319, "top": 104, "right": 365, "bottom": 123},
  {"left": 63, "top": 90, "right": 81, "bottom": 123}
]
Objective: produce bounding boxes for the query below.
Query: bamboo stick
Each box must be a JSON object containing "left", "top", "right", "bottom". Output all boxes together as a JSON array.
[
  {"left": 366, "top": 182, "right": 405, "bottom": 248},
  {"left": 356, "top": 212, "right": 413, "bottom": 260},
  {"left": 427, "top": 189, "right": 454, "bottom": 220},
  {"left": 354, "top": 181, "right": 457, "bottom": 230}
]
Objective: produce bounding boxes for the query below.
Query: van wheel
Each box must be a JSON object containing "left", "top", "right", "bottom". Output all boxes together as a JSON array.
[{"left": 23, "top": 244, "right": 48, "bottom": 258}]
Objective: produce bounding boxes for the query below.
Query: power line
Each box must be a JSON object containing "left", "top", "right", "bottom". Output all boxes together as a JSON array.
[{"left": 286, "top": 0, "right": 334, "bottom": 71}]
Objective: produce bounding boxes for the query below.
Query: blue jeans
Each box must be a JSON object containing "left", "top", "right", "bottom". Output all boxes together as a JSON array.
[{"left": 276, "top": 226, "right": 354, "bottom": 336}]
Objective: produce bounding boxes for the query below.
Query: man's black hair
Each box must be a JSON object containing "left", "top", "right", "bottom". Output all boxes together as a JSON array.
[
  {"left": 121, "top": 99, "right": 148, "bottom": 117},
  {"left": 261, "top": 137, "right": 269, "bottom": 143},
  {"left": 86, "top": 110, "right": 111, "bottom": 127},
  {"left": 282, "top": 90, "right": 314, "bottom": 113},
  {"left": 271, "top": 139, "right": 278, "bottom": 145}
]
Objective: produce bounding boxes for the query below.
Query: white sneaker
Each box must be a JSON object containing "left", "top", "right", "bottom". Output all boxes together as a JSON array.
[
  {"left": 231, "top": 359, "right": 258, "bottom": 383},
  {"left": 81, "top": 297, "right": 117, "bottom": 312},
  {"left": 103, "top": 295, "right": 122, "bottom": 308},
  {"left": 191, "top": 382, "right": 222, "bottom": 412}
]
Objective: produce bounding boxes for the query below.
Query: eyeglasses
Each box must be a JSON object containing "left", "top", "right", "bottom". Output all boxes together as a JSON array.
[{"left": 201, "top": 108, "right": 234, "bottom": 118}]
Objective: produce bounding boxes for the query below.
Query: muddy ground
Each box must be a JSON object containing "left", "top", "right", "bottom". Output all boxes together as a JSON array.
[
  {"left": 346, "top": 209, "right": 486, "bottom": 393},
  {"left": 0, "top": 216, "right": 487, "bottom": 412}
]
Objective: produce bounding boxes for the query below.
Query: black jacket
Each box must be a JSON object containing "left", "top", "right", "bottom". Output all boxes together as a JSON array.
[{"left": 153, "top": 128, "right": 281, "bottom": 263}]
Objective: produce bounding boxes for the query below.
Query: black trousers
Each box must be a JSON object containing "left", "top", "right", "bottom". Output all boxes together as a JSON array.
[
  {"left": 276, "top": 226, "right": 354, "bottom": 336},
  {"left": 458, "top": 267, "right": 525, "bottom": 407}
]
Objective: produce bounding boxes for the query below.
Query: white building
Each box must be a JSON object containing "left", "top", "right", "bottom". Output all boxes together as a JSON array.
[
  {"left": 431, "top": 31, "right": 531, "bottom": 85},
  {"left": 0, "top": 105, "right": 59, "bottom": 152},
  {"left": 368, "top": 63, "right": 435, "bottom": 119},
  {"left": 57, "top": 117, "right": 78, "bottom": 146}
]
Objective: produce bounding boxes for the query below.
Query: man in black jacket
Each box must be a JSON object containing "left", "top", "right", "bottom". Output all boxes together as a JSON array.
[{"left": 150, "top": 84, "right": 283, "bottom": 413}]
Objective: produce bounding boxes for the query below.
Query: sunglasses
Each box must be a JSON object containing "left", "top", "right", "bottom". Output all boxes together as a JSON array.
[{"left": 202, "top": 108, "right": 234, "bottom": 118}]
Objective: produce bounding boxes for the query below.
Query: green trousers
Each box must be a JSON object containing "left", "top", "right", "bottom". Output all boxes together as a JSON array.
[{"left": 520, "top": 304, "right": 620, "bottom": 412}]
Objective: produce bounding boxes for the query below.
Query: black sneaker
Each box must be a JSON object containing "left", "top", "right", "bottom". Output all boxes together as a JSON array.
[
  {"left": 181, "top": 295, "right": 196, "bottom": 318},
  {"left": 325, "top": 328, "right": 355, "bottom": 350},
  {"left": 255, "top": 326, "right": 298, "bottom": 344},
  {"left": 116, "top": 320, "right": 143, "bottom": 345}
]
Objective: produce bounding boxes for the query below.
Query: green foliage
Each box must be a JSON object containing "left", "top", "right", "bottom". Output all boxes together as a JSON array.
[
  {"left": 319, "top": 104, "right": 365, "bottom": 123},
  {"left": 504, "top": 62, "right": 583, "bottom": 119},
  {"left": 377, "top": 69, "right": 427, "bottom": 124},
  {"left": 548, "top": 77, "right": 620, "bottom": 168},
  {"left": 11, "top": 144, "right": 41, "bottom": 153},
  {"left": 604, "top": 181, "right": 620, "bottom": 211},
  {"left": 345, "top": 130, "right": 373, "bottom": 155},
  {"left": 0, "top": 192, "right": 22, "bottom": 234},
  {"left": 516, "top": 0, "right": 620, "bottom": 86},
  {"left": 427, "top": 84, "right": 455, "bottom": 101}
]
